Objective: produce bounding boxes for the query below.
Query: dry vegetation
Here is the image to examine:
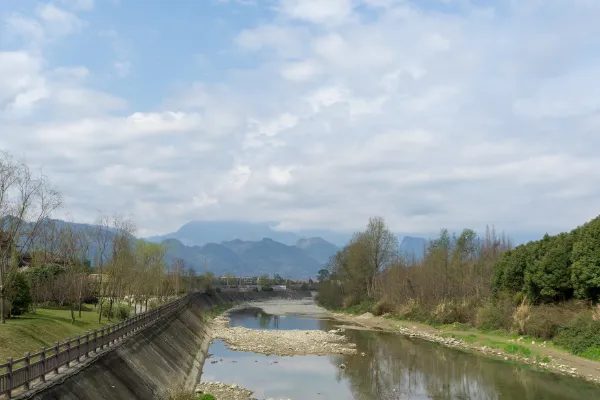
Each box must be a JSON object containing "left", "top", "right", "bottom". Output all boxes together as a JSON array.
[{"left": 317, "top": 216, "right": 600, "bottom": 361}]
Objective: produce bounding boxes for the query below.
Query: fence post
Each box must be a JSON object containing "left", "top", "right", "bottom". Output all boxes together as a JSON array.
[
  {"left": 85, "top": 331, "right": 90, "bottom": 357},
  {"left": 66, "top": 338, "right": 71, "bottom": 367},
  {"left": 93, "top": 329, "right": 98, "bottom": 353},
  {"left": 100, "top": 328, "right": 105, "bottom": 349},
  {"left": 54, "top": 343, "right": 59, "bottom": 374},
  {"left": 74, "top": 335, "right": 79, "bottom": 362},
  {"left": 24, "top": 352, "right": 30, "bottom": 390},
  {"left": 6, "top": 357, "right": 13, "bottom": 399},
  {"left": 40, "top": 347, "right": 46, "bottom": 383}
]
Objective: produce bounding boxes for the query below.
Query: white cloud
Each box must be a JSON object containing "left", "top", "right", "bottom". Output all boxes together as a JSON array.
[
  {"left": 36, "top": 3, "right": 83, "bottom": 36},
  {"left": 3, "top": 0, "right": 600, "bottom": 239},
  {"left": 59, "top": 0, "right": 95, "bottom": 11},
  {"left": 113, "top": 60, "right": 131, "bottom": 77},
  {"left": 269, "top": 166, "right": 294, "bottom": 186},
  {"left": 277, "top": 0, "right": 355, "bottom": 24},
  {"left": 280, "top": 60, "right": 321, "bottom": 81}
]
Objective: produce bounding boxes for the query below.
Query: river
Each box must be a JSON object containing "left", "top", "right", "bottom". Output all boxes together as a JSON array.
[{"left": 201, "top": 307, "right": 600, "bottom": 399}]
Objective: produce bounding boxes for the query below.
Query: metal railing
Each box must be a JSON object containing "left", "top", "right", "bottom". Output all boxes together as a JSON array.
[{"left": 0, "top": 295, "right": 190, "bottom": 398}]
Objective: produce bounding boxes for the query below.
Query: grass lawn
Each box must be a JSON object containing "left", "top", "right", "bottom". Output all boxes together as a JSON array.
[{"left": 0, "top": 307, "right": 113, "bottom": 362}]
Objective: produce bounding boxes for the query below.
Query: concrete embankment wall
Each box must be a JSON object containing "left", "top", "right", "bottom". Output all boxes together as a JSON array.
[{"left": 28, "top": 291, "right": 307, "bottom": 400}]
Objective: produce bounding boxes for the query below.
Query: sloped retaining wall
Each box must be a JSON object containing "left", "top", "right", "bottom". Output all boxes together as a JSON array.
[{"left": 24, "top": 291, "right": 307, "bottom": 400}]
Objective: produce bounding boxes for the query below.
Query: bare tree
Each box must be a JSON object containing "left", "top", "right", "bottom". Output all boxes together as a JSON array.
[
  {"left": 92, "top": 213, "right": 112, "bottom": 322},
  {"left": 0, "top": 152, "right": 62, "bottom": 323}
]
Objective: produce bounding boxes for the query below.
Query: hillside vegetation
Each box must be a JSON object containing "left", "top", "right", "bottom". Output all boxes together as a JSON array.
[{"left": 317, "top": 215, "right": 600, "bottom": 361}]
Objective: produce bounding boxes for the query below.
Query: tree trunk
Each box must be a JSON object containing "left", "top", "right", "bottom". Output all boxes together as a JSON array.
[
  {"left": 70, "top": 303, "right": 75, "bottom": 323},
  {"left": 98, "top": 298, "right": 103, "bottom": 323},
  {"left": 78, "top": 301, "right": 82, "bottom": 318},
  {"left": 108, "top": 298, "right": 113, "bottom": 321},
  {"left": 1, "top": 289, "right": 6, "bottom": 324}
]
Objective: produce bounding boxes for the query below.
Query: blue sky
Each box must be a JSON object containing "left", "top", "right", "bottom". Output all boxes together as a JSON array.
[{"left": 1, "top": 0, "right": 599, "bottom": 240}]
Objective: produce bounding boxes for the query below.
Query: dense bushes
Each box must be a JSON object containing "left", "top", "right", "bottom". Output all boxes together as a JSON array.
[
  {"left": 98, "top": 299, "right": 131, "bottom": 320},
  {"left": 315, "top": 280, "right": 344, "bottom": 310},
  {"left": 475, "top": 294, "right": 514, "bottom": 331},
  {"left": 555, "top": 313, "right": 600, "bottom": 359}
]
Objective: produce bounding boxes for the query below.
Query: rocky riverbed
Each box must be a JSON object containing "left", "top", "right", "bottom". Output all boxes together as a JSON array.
[
  {"left": 211, "top": 314, "right": 357, "bottom": 356},
  {"left": 195, "top": 381, "right": 255, "bottom": 400}
]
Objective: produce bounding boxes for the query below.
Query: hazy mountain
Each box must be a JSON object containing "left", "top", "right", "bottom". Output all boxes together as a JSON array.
[
  {"left": 162, "top": 238, "right": 324, "bottom": 278},
  {"left": 295, "top": 237, "right": 339, "bottom": 264},
  {"left": 146, "top": 220, "right": 300, "bottom": 246},
  {"left": 145, "top": 220, "right": 353, "bottom": 247},
  {"left": 399, "top": 236, "right": 427, "bottom": 260}
]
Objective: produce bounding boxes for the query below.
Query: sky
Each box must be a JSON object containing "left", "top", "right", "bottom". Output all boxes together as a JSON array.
[{"left": 0, "top": 0, "right": 599, "bottom": 240}]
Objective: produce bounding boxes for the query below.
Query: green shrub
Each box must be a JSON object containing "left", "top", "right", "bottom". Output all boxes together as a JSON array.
[
  {"left": 199, "top": 395, "right": 216, "bottom": 400},
  {"left": 99, "top": 299, "right": 114, "bottom": 319},
  {"left": 9, "top": 273, "right": 32, "bottom": 315},
  {"left": 372, "top": 300, "right": 395, "bottom": 316},
  {"left": 98, "top": 300, "right": 131, "bottom": 320},
  {"left": 476, "top": 295, "right": 514, "bottom": 332},
  {"left": 554, "top": 312, "right": 600, "bottom": 358},
  {"left": 116, "top": 303, "right": 131, "bottom": 320}
]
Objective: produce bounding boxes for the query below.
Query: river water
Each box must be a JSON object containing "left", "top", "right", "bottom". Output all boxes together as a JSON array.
[{"left": 202, "top": 308, "right": 600, "bottom": 400}]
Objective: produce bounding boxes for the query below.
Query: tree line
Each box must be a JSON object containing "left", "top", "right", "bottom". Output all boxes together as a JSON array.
[
  {"left": 492, "top": 215, "right": 600, "bottom": 303},
  {"left": 317, "top": 216, "right": 511, "bottom": 324},
  {"left": 317, "top": 215, "right": 600, "bottom": 358},
  {"left": 0, "top": 151, "right": 199, "bottom": 324}
]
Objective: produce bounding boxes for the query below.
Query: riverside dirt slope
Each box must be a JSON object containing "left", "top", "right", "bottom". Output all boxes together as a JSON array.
[{"left": 330, "top": 311, "right": 600, "bottom": 385}]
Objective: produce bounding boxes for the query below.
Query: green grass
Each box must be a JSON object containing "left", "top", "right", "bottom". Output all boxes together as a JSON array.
[
  {"left": 204, "top": 303, "right": 234, "bottom": 319},
  {"left": 436, "top": 322, "right": 472, "bottom": 331},
  {"left": 440, "top": 333, "right": 478, "bottom": 344},
  {"left": 0, "top": 307, "right": 112, "bottom": 362},
  {"left": 479, "top": 339, "right": 533, "bottom": 358},
  {"left": 579, "top": 346, "right": 600, "bottom": 361},
  {"left": 343, "top": 300, "right": 377, "bottom": 315}
]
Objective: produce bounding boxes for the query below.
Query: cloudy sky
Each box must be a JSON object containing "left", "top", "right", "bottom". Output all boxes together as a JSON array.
[{"left": 1, "top": 0, "right": 599, "bottom": 239}]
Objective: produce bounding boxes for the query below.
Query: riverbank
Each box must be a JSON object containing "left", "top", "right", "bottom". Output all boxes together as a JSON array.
[{"left": 330, "top": 310, "right": 600, "bottom": 385}]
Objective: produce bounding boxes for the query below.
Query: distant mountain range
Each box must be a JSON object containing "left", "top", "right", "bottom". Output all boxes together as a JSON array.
[
  {"left": 13, "top": 218, "right": 428, "bottom": 279},
  {"left": 148, "top": 220, "right": 427, "bottom": 277},
  {"left": 146, "top": 220, "right": 352, "bottom": 247},
  {"left": 162, "top": 237, "right": 330, "bottom": 278}
]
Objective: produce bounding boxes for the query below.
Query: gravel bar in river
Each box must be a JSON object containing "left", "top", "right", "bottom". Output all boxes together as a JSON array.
[{"left": 211, "top": 315, "right": 357, "bottom": 356}]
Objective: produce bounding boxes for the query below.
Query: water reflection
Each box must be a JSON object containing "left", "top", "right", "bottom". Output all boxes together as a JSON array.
[
  {"left": 323, "top": 322, "right": 600, "bottom": 400},
  {"left": 202, "top": 309, "right": 600, "bottom": 400},
  {"left": 228, "top": 307, "right": 325, "bottom": 331}
]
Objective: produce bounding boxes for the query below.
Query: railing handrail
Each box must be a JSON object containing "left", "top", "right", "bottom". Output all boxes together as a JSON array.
[{"left": 0, "top": 294, "right": 192, "bottom": 399}]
